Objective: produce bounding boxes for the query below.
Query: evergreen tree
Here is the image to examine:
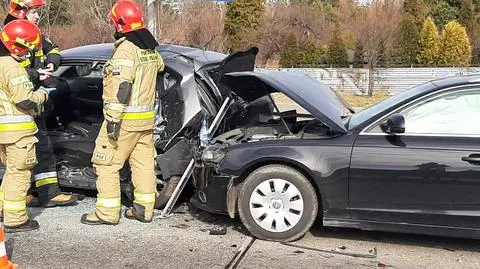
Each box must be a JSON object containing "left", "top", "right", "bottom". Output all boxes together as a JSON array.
[
  {"left": 326, "top": 26, "right": 348, "bottom": 67},
  {"left": 438, "top": 20, "right": 472, "bottom": 66},
  {"left": 224, "top": 0, "right": 265, "bottom": 52},
  {"left": 417, "top": 17, "right": 441, "bottom": 66},
  {"left": 280, "top": 33, "right": 300, "bottom": 67},
  {"left": 430, "top": 1, "right": 460, "bottom": 28},
  {"left": 299, "top": 38, "right": 325, "bottom": 67},
  {"left": 393, "top": 14, "right": 421, "bottom": 66}
]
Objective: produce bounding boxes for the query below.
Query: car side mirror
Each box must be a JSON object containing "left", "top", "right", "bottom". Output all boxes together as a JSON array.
[{"left": 381, "top": 114, "right": 405, "bottom": 134}]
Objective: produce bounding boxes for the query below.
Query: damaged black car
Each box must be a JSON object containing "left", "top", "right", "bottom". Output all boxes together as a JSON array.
[{"left": 3, "top": 44, "right": 480, "bottom": 242}]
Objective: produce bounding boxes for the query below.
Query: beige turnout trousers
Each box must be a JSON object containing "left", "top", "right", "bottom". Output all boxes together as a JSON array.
[
  {"left": 92, "top": 122, "right": 156, "bottom": 223},
  {"left": 0, "top": 135, "right": 38, "bottom": 226}
]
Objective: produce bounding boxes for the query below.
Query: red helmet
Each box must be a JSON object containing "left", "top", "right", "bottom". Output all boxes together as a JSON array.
[
  {"left": 108, "top": 0, "right": 145, "bottom": 33},
  {"left": 9, "top": 0, "right": 47, "bottom": 19},
  {"left": 0, "top": 20, "right": 42, "bottom": 56}
]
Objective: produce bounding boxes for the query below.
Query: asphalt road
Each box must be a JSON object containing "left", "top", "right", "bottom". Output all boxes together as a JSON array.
[{"left": 5, "top": 197, "right": 480, "bottom": 269}]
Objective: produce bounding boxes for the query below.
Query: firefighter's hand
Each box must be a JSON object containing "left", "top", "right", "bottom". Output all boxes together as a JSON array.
[
  {"left": 45, "top": 63, "right": 55, "bottom": 72},
  {"left": 37, "top": 69, "right": 52, "bottom": 81},
  {"left": 106, "top": 121, "right": 120, "bottom": 141}
]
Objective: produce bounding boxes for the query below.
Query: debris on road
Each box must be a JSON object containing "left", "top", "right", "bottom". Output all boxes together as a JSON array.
[
  {"left": 282, "top": 242, "right": 378, "bottom": 259},
  {"left": 209, "top": 225, "right": 227, "bottom": 235},
  {"left": 294, "top": 250, "right": 305, "bottom": 254},
  {"left": 170, "top": 224, "right": 190, "bottom": 229},
  {"left": 443, "top": 247, "right": 456, "bottom": 252}
]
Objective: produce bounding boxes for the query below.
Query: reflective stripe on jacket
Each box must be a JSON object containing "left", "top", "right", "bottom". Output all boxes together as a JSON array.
[{"left": 102, "top": 38, "right": 164, "bottom": 131}]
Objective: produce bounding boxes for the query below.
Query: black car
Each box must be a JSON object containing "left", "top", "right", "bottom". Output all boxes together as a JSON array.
[
  {"left": 193, "top": 72, "right": 480, "bottom": 241},
  {"left": 3, "top": 43, "right": 480, "bottom": 242}
]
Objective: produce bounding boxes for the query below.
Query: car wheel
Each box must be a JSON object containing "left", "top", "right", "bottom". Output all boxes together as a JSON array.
[{"left": 238, "top": 165, "right": 318, "bottom": 242}]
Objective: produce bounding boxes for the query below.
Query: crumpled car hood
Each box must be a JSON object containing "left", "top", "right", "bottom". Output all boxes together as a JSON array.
[{"left": 221, "top": 71, "right": 348, "bottom": 134}]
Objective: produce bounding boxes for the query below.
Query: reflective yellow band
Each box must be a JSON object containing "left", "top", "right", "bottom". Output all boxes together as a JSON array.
[
  {"left": 111, "top": 59, "right": 134, "bottom": 67},
  {"left": 4, "top": 199, "right": 26, "bottom": 212},
  {"left": 134, "top": 192, "right": 156, "bottom": 204},
  {"left": 96, "top": 198, "right": 121, "bottom": 208},
  {"left": 35, "top": 50, "right": 44, "bottom": 57},
  {"left": 0, "top": 121, "right": 36, "bottom": 131},
  {"left": 20, "top": 59, "right": 31, "bottom": 67},
  {"left": 35, "top": 177, "right": 58, "bottom": 188},
  {"left": 131, "top": 22, "right": 143, "bottom": 30},
  {"left": 47, "top": 48, "right": 60, "bottom": 55},
  {"left": 122, "top": 111, "right": 155, "bottom": 120}
]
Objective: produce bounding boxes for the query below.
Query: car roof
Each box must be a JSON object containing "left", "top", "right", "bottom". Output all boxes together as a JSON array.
[
  {"left": 61, "top": 43, "right": 227, "bottom": 69},
  {"left": 431, "top": 74, "right": 480, "bottom": 88}
]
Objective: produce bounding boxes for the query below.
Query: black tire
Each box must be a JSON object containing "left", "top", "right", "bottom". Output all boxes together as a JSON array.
[{"left": 238, "top": 165, "right": 318, "bottom": 242}]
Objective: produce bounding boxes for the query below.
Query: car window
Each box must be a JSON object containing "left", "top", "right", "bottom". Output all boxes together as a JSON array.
[
  {"left": 399, "top": 89, "right": 480, "bottom": 135},
  {"left": 348, "top": 82, "right": 436, "bottom": 129},
  {"left": 59, "top": 64, "right": 103, "bottom": 79}
]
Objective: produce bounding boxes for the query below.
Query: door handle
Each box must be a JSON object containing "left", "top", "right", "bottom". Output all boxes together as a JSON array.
[
  {"left": 87, "top": 85, "right": 98, "bottom": 89},
  {"left": 462, "top": 155, "right": 480, "bottom": 163}
]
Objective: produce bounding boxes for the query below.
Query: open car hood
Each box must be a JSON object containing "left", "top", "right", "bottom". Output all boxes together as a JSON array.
[{"left": 221, "top": 71, "right": 348, "bottom": 134}]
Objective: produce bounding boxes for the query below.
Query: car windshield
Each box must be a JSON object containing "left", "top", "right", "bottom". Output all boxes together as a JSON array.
[{"left": 346, "top": 82, "right": 437, "bottom": 130}]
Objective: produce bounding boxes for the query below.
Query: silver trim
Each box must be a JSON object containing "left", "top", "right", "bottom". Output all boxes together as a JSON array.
[
  {"left": 359, "top": 85, "right": 480, "bottom": 138},
  {"left": 0, "top": 115, "right": 34, "bottom": 124},
  {"left": 124, "top": 104, "right": 155, "bottom": 113},
  {"left": 34, "top": 171, "right": 57, "bottom": 180}
]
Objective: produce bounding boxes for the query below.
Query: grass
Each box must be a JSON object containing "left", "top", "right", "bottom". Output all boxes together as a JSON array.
[
  {"left": 339, "top": 89, "right": 390, "bottom": 109},
  {"left": 272, "top": 90, "right": 390, "bottom": 110}
]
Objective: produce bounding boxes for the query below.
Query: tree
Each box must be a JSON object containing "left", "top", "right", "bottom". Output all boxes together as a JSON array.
[
  {"left": 417, "top": 17, "right": 440, "bottom": 66},
  {"left": 352, "top": 41, "right": 365, "bottom": 67},
  {"left": 299, "top": 38, "right": 325, "bottom": 66},
  {"left": 403, "top": 0, "right": 428, "bottom": 25},
  {"left": 438, "top": 20, "right": 472, "bottom": 66},
  {"left": 459, "top": 0, "right": 477, "bottom": 38},
  {"left": 224, "top": 0, "right": 265, "bottom": 52},
  {"left": 392, "top": 14, "right": 421, "bottom": 66},
  {"left": 280, "top": 33, "right": 300, "bottom": 67},
  {"left": 326, "top": 25, "right": 347, "bottom": 66},
  {"left": 430, "top": 1, "right": 460, "bottom": 28},
  {"left": 280, "top": 33, "right": 325, "bottom": 67},
  {"left": 340, "top": 0, "right": 402, "bottom": 96}
]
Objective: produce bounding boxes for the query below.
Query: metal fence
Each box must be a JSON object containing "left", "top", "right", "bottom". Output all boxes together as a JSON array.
[{"left": 258, "top": 67, "right": 480, "bottom": 95}]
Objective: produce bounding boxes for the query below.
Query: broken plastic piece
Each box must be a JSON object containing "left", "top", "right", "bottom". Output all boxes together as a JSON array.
[{"left": 209, "top": 225, "right": 227, "bottom": 235}]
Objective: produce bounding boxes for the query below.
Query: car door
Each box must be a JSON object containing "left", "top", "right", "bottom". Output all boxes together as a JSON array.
[{"left": 349, "top": 86, "right": 480, "bottom": 229}]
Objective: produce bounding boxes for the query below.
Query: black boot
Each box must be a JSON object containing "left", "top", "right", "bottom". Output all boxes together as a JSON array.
[
  {"left": 5, "top": 220, "right": 39, "bottom": 233},
  {"left": 80, "top": 213, "right": 118, "bottom": 226}
]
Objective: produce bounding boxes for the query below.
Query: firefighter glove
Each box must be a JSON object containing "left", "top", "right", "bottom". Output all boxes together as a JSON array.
[{"left": 106, "top": 121, "right": 120, "bottom": 141}]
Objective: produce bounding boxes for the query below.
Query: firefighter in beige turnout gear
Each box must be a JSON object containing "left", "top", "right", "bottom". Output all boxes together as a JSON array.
[
  {"left": 81, "top": 0, "right": 164, "bottom": 225},
  {"left": 0, "top": 19, "right": 52, "bottom": 232}
]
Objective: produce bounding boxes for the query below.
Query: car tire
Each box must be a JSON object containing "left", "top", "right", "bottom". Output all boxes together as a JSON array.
[{"left": 238, "top": 165, "right": 318, "bottom": 242}]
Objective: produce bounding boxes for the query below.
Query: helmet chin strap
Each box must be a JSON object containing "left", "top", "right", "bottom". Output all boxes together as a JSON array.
[{"left": 113, "top": 31, "right": 124, "bottom": 41}]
